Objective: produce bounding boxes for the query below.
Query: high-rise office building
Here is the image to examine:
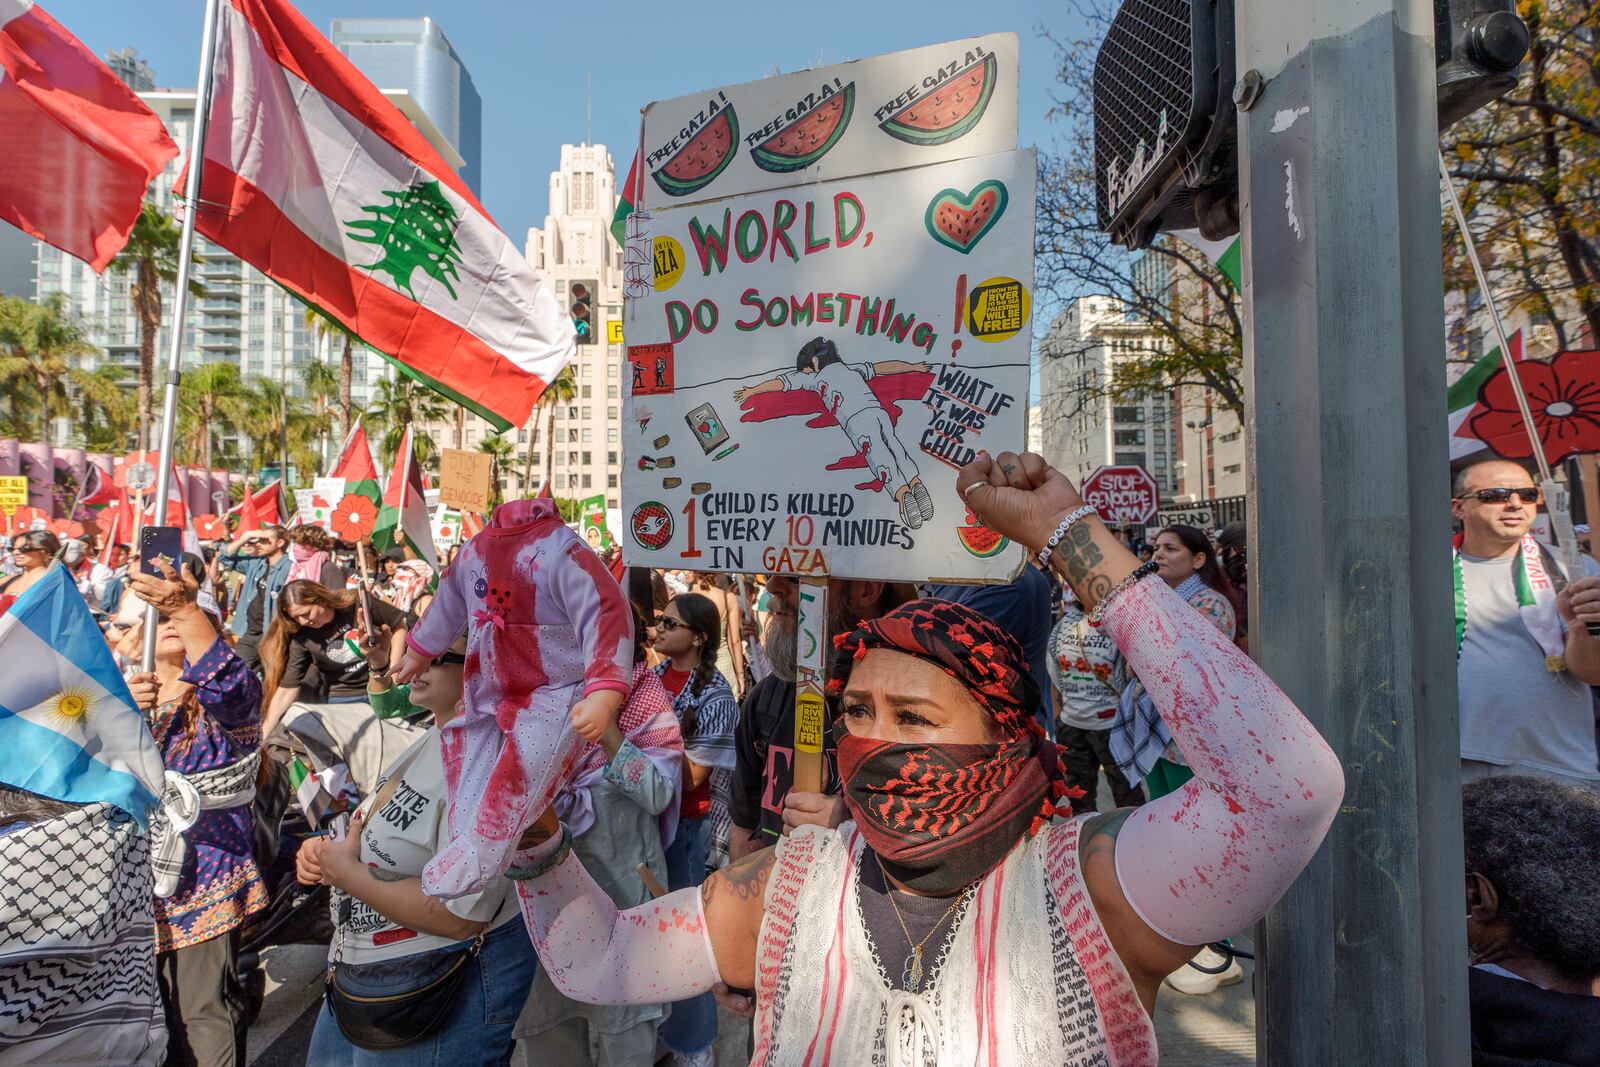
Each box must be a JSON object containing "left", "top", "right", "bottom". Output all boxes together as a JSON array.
[{"left": 330, "top": 18, "right": 482, "bottom": 195}]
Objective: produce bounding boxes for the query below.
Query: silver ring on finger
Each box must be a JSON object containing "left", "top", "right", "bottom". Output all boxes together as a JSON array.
[{"left": 962, "top": 480, "right": 989, "bottom": 502}]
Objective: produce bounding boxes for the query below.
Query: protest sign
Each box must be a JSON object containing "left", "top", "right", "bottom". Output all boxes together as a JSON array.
[
  {"left": 639, "top": 34, "right": 1018, "bottom": 207},
  {"left": 0, "top": 476, "right": 26, "bottom": 511},
  {"left": 620, "top": 148, "right": 1034, "bottom": 582},
  {"left": 439, "top": 449, "right": 492, "bottom": 514},
  {"left": 579, "top": 494, "right": 613, "bottom": 551},
  {"left": 1082, "top": 465, "right": 1160, "bottom": 527}
]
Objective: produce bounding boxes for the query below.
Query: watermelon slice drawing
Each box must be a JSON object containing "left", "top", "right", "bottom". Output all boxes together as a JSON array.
[
  {"left": 926, "top": 180, "right": 1009, "bottom": 254},
  {"left": 750, "top": 83, "right": 855, "bottom": 173},
  {"left": 880, "top": 53, "right": 997, "bottom": 146},
  {"left": 957, "top": 507, "right": 1009, "bottom": 558},
  {"left": 653, "top": 106, "right": 740, "bottom": 198}
]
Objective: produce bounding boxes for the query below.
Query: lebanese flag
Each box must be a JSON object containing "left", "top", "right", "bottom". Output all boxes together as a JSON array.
[
  {"left": 374, "top": 426, "right": 438, "bottom": 571},
  {"left": 0, "top": 0, "right": 178, "bottom": 270},
  {"left": 190, "top": 0, "right": 575, "bottom": 431}
]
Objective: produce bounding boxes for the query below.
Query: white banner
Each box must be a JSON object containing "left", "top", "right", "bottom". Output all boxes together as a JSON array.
[
  {"left": 639, "top": 34, "right": 1018, "bottom": 207},
  {"left": 620, "top": 148, "right": 1035, "bottom": 582}
]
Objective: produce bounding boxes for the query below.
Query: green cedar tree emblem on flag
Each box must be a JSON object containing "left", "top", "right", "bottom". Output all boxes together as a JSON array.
[{"left": 345, "top": 180, "right": 464, "bottom": 299}]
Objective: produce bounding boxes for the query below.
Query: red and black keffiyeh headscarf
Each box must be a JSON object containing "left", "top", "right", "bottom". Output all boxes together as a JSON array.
[{"left": 828, "top": 599, "right": 1080, "bottom": 894}]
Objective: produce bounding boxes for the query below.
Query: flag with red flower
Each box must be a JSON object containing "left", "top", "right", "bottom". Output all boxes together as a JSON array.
[
  {"left": 193, "top": 514, "right": 228, "bottom": 541},
  {"left": 330, "top": 494, "right": 378, "bottom": 542},
  {"left": 1465, "top": 348, "right": 1600, "bottom": 463}
]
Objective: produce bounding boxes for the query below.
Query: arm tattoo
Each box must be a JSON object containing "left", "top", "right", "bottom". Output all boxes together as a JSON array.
[
  {"left": 1053, "top": 522, "right": 1109, "bottom": 604},
  {"left": 1079, "top": 807, "right": 1135, "bottom": 867},
  {"left": 702, "top": 846, "right": 775, "bottom": 908}
]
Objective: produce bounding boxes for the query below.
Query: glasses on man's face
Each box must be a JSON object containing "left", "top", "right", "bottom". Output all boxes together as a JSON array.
[
  {"left": 653, "top": 616, "right": 684, "bottom": 632},
  {"left": 241, "top": 537, "right": 271, "bottom": 549},
  {"left": 1458, "top": 487, "right": 1541, "bottom": 505},
  {"left": 431, "top": 651, "right": 467, "bottom": 667}
]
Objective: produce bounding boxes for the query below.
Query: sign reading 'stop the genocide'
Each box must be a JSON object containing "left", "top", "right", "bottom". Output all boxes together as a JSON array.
[{"left": 1082, "top": 464, "right": 1161, "bottom": 527}]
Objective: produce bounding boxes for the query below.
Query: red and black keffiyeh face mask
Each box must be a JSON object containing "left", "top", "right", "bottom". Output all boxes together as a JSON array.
[{"left": 829, "top": 600, "right": 1079, "bottom": 894}]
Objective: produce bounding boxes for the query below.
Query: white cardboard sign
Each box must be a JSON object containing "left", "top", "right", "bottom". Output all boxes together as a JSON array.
[
  {"left": 639, "top": 34, "right": 1019, "bottom": 208},
  {"left": 620, "top": 148, "right": 1035, "bottom": 582}
]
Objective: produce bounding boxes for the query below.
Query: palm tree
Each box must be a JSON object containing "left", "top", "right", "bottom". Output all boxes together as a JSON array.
[
  {"left": 301, "top": 358, "right": 340, "bottom": 469},
  {"left": 525, "top": 365, "right": 577, "bottom": 494},
  {"left": 0, "top": 293, "right": 97, "bottom": 443},
  {"left": 302, "top": 303, "right": 358, "bottom": 436},
  {"left": 244, "top": 375, "right": 331, "bottom": 485},
  {"left": 108, "top": 203, "right": 202, "bottom": 447},
  {"left": 76, "top": 364, "right": 135, "bottom": 450},
  {"left": 365, "top": 372, "right": 449, "bottom": 468},
  {"left": 178, "top": 361, "right": 250, "bottom": 468},
  {"left": 477, "top": 432, "right": 515, "bottom": 508}
]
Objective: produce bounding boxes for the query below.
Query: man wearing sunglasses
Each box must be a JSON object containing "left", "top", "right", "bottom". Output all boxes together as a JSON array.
[
  {"left": 216, "top": 525, "right": 290, "bottom": 672},
  {"left": 1452, "top": 459, "right": 1600, "bottom": 790}
]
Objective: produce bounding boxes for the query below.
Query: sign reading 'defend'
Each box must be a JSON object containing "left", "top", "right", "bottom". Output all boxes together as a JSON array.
[{"left": 1081, "top": 464, "right": 1160, "bottom": 527}]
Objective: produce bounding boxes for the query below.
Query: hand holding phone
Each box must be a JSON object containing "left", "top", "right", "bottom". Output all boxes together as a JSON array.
[{"left": 138, "top": 526, "right": 184, "bottom": 579}]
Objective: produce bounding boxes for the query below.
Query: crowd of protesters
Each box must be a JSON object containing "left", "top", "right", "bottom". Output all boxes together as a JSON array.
[{"left": 0, "top": 449, "right": 1595, "bottom": 1066}]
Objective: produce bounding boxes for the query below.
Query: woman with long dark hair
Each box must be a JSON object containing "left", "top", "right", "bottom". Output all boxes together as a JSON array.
[
  {"left": 650, "top": 592, "right": 739, "bottom": 1067},
  {"left": 0, "top": 529, "right": 59, "bottom": 615},
  {"left": 1150, "top": 525, "right": 1239, "bottom": 639},
  {"left": 259, "top": 580, "right": 411, "bottom": 737}
]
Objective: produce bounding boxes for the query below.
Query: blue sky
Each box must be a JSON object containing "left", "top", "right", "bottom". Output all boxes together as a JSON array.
[{"left": 47, "top": 0, "right": 1079, "bottom": 243}]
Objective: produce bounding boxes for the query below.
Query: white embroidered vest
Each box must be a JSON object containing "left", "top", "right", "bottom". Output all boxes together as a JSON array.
[{"left": 749, "top": 817, "right": 1159, "bottom": 1067}]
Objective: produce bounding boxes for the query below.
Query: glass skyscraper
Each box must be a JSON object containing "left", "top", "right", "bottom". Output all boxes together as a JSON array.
[{"left": 330, "top": 18, "right": 483, "bottom": 195}]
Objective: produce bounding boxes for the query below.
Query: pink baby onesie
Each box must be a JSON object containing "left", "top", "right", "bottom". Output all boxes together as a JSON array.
[{"left": 406, "top": 497, "right": 633, "bottom": 897}]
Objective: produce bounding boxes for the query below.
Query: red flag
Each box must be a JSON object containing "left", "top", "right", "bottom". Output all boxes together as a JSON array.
[
  {"left": 0, "top": 1, "right": 178, "bottom": 270},
  {"left": 236, "top": 484, "right": 263, "bottom": 534},
  {"left": 252, "top": 478, "right": 282, "bottom": 525}
]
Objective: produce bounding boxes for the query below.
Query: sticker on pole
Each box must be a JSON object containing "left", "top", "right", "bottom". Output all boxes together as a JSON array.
[{"left": 794, "top": 691, "right": 826, "bottom": 754}]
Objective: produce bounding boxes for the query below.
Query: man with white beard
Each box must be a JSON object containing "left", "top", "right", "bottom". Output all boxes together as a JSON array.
[{"left": 725, "top": 575, "right": 916, "bottom": 861}]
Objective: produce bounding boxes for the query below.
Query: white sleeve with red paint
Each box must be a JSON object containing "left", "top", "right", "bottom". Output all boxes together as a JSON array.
[
  {"left": 549, "top": 534, "right": 634, "bottom": 697},
  {"left": 1100, "top": 578, "right": 1343, "bottom": 945},
  {"left": 406, "top": 548, "right": 471, "bottom": 658},
  {"left": 513, "top": 843, "right": 721, "bottom": 1005}
]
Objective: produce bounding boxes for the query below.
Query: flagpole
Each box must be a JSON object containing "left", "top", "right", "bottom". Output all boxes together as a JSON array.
[{"left": 143, "top": 0, "right": 223, "bottom": 671}]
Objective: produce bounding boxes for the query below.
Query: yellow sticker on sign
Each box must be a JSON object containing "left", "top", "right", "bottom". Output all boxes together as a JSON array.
[
  {"left": 653, "top": 236, "right": 685, "bottom": 292},
  {"left": 795, "top": 691, "right": 826, "bottom": 754},
  {"left": 967, "top": 275, "right": 1031, "bottom": 343},
  {"left": 0, "top": 476, "right": 26, "bottom": 510},
  {"left": 607, "top": 320, "right": 624, "bottom": 345}
]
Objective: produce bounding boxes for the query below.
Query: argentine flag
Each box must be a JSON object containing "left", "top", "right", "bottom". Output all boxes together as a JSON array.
[{"left": 0, "top": 565, "right": 163, "bottom": 824}]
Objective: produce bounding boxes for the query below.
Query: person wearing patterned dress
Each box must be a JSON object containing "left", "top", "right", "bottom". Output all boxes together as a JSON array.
[
  {"left": 125, "top": 559, "right": 266, "bottom": 1067},
  {"left": 504, "top": 452, "right": 1343, "bottom": 1066}
]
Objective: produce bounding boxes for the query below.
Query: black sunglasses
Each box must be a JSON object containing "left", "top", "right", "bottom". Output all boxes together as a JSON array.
[
  {"left": 1458, "top": 487, "right": 1541, "bottom": 505},
  {"left": 432, "top": 651, "right": 467, "bottom": 667},
  {"left": 653, "top": 616, "right": 684, "bottom": 632}
]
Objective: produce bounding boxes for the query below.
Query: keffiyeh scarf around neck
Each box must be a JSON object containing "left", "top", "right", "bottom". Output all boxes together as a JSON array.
[
  {"left": 287, "top": 542, "right": 327, "bottom": 583},
  {"left": 556, "top": 663, "right": 684, "bottom": 845},
  {"left": 1452, "top": 533, "right": 1569, "bottom": 672}
]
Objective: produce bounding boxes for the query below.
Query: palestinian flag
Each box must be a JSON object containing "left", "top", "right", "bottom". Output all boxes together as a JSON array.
[
  {"left": 189, "top": 0, "right": 576, "bottom": 431},
  {"left": 1448, "top": 332, "right": 1520, "bottom": 460},
  {"left": 374, "top": 425, "right": 438, "bottom": 571},
  {"left": 286, "top": 754, "right": 347, "bottom": 827},
  {"left": 1173, "top": 230, "right": 1241, "bottom": 288},
  {"left": 611, "top": 151, "right": 642, "bottom": 250},
  {"left": 329, "top": 421, "right": 381, "bottom": 511}
]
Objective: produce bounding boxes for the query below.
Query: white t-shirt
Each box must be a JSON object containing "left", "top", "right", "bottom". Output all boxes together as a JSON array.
[
  {"left": 332, "top": 729, "right": 519, "bottom": 964},
  {"left": 1047, "top": 602, "right": 1122, "bottom": 729},
  {"left": 779, "top": 362, "right": 879, "bottom": 431},
  {"left": 1457, "top": 549, "right": 1600, "bottom": 781}
]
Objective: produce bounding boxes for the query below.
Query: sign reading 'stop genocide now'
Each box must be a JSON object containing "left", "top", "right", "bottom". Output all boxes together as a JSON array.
[
  {"left": 639, "top": 34, "right": 1019, "bottom": 207},
  {"left": 1082, "top": 465, "right": 1160, "bottom": 527},
  {"left": 619, "top": 148, "right": 1036, "bottom": 583}
]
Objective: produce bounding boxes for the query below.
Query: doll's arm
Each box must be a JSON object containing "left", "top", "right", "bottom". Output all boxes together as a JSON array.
[{"left": 552, "top": 538, "right": 634, "bottom": 697}]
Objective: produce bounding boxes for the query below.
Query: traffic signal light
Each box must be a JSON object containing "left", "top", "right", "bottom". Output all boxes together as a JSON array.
[
  {"left": 570, "top": 279, "right": 596, "bottom": 345},
  {"left": 1436, "top": 0, "right": 1530, "bottom": 130},
  {"left": 1092, "top": 0, "right": 1529, "bottom": 249}
]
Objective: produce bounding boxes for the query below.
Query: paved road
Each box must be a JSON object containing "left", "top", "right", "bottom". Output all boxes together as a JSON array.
[{"left": 245, "top": 937, "right": 1256, "bottom": 1065}]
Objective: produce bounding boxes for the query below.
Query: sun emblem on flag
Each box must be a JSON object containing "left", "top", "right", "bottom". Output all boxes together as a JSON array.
[
  {"left": 345, "top": 180, "right": 464, "bottom": 300},
  {"left": 47, "top": 686, "right": 95, "bottom": 729}
]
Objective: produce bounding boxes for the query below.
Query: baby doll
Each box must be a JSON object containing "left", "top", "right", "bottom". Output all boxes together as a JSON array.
[{"left": 394, "top": 497, "right": 634, "bottom": 897}]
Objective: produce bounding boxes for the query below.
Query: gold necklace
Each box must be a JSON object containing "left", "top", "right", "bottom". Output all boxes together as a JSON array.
[{"left": 874, "top": 854, "right": 976, "bottom": 993}]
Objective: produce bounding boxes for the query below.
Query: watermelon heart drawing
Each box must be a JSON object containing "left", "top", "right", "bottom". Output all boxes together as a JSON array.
[{"left": 924, "top": 180, "right": 1009, "bottom": 254}]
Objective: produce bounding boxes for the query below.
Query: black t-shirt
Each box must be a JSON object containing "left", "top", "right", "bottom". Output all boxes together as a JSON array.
[
  {"left": 244, "top": 566, "right": 271, "bottom": 637},
  {"left": 281, "top": 599, "right": 411, "bottom": 699},
  {"left": 729, "top": 674, "right": 841, "bottom": 845}
]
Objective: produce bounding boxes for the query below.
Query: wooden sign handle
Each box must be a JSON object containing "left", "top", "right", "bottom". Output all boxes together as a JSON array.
[{"left": 793, "top": 577, "right": 828, "bottom": 795}]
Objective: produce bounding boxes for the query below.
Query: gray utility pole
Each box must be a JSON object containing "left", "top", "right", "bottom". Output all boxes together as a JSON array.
[{"left": 1236, "top": 1, "right": 1468, "bottom": 1062}]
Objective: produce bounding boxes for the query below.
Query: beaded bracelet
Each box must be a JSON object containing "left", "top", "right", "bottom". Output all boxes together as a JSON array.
[
  {"left": 1035, "top": 505, "right": 1100, "bottom": 569},
  {"left": 1086, "top": 561, "right": 1160, "bottom": 627},
  {"left": 504, "top": 822, "right": 573, "bottom": 881}
]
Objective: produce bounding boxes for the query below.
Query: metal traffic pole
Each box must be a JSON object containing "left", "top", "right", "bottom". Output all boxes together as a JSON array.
[{"left": 1235, "top": 0, "right": 1468, "bottom": 1061}]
